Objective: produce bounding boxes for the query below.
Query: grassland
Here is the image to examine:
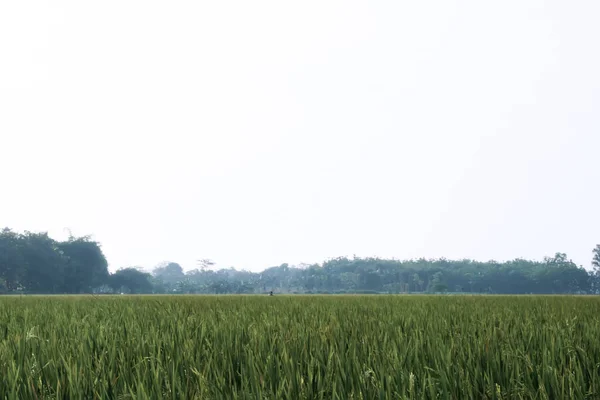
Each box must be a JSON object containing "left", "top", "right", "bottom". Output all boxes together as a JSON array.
[{"left": 0, "top": 295, "right": 599, "bottom": 399}]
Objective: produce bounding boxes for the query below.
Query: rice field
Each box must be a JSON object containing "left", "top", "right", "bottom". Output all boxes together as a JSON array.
[{"left": 0, "top": 295, "right": 599, "bottom": 399}]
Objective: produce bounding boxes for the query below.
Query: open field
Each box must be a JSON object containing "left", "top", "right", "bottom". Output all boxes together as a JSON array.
[{"left": 0, "top": 295, "right": 599, "bottom": 399}]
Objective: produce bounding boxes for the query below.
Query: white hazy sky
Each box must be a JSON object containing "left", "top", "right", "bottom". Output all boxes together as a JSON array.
[{"left": 1, "top": 1, "right": 599, "bottom": 272}]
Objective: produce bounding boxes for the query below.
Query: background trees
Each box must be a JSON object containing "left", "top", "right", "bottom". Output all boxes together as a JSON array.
[
  {"left": 144, "top": 254, "right": 593, "bottom": 295},
  {"left": 0, "top": 227, "right": 598, "bottom": 295}
]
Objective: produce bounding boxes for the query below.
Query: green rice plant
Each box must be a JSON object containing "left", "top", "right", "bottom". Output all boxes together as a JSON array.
[{"left": 0, "top": 295, "right": 599, "bottom": 399}]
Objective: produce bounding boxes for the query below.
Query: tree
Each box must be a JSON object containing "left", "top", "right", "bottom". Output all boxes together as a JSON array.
[
  {"left": 20, "top": 232, "right": 66, "bottom": 293},
  {"left": 412, "top": 273, "right": 424, "bottom": 292},
  {"left": 197, "top": 259, "right": 215, "bottom": 271},
  {"left": 0, "top": 228, "right": 25, "bottom": 291},
  {"left": 58, "top": 235, "right": 109, "bottom": 293},
  {"left": 110, "top": 268, "right": 153, "bottom": 294},
  {"left": 428, "top": 271, "right": 448, "bottom": 293},
  {"left": 591, "top": 245, "right": 600, "bottom": 293},
  {"left": 152, "top": 262, "right": 185, "bottom": 283},
  {"left": 593, "top": 245, "right": 600, "bottom": 270}
]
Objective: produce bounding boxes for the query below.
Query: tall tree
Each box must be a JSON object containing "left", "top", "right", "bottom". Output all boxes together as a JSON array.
[
  {"left": 591, "top": 245, "right": 600, "bottom": 293},
  {"left": 20, "top": 232, "right": 66, "bottom": 293},
  {"left": 0, "top": 228, "right": 25, "bottom": 291},
  {"left": 58, "top": 235, "right": 109, "bottom": 293},
  {"left": 593, "top": 245, "right": 600, "bottom": 270}
]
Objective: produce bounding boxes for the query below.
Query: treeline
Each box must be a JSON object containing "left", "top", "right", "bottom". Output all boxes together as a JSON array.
[
  {"left": 147, "top": 254, "right": 596, "bottom": 295},
  {"left": 2, "top": 228, "right": 600, "bottom": 294}
]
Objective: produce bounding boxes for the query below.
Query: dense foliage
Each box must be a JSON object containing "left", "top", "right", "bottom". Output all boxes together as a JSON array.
[
  {"left": 146, "top": 255, "right": 595, "bottom": 295},
  {"left": 1, "top": 228, "right": 599, "bottom": 294},
  {"left": 1, "top": 295, "right": 599, "bottom": 399},
  {"left": 0, "top": 228, "right": 109, "bottom": 294}
]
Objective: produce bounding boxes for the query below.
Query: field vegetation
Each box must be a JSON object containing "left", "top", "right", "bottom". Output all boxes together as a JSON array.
[{"left": 0, "top": 295, "right": 599, "bottom": 399}]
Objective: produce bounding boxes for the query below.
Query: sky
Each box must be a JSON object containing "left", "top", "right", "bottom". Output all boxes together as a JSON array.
[{"left": 1, "top": 1, "right": 599, "bottom": 272}]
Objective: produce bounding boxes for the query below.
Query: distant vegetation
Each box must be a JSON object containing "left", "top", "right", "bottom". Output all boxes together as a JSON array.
[
  {"left": 1, "top": 295, "right": 600, "bottom": 398},
  {"left": 1, "top": 227, "right": 600, "bottom": 295}
]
